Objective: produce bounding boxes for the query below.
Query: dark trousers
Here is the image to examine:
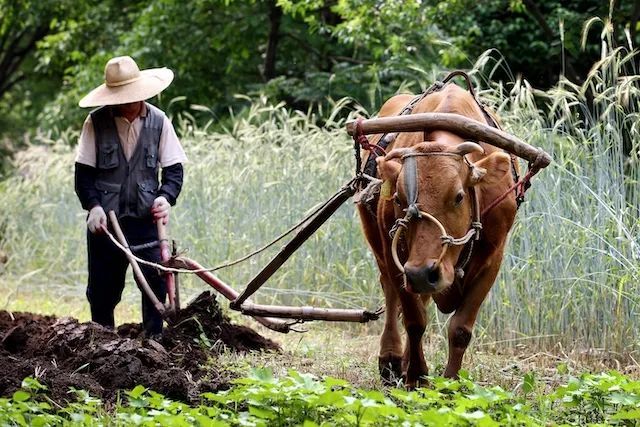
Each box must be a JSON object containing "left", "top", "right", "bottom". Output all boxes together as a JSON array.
[{"left": 86, "top": 217, "right": 166, "bottom": 335}]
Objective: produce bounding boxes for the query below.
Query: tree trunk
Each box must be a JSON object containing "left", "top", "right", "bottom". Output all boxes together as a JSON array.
[
  {"left": 0, "top": 25, "right": 49, "bottom": 98},
  {"left": 522, "top": 0, "right": 580, "bottom": 83},
  {"left": 629, "top": 0, "right": 640, "bottom": 46},
  {"left": 263, "top": 0, "right": 282, "bottom": 81}
]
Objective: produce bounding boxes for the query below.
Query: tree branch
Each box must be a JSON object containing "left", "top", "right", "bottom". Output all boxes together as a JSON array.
[
  {"left": 0, "top": 25, "right": 30, "bottom": 73},
  {"left": 0, "top": 72, "right": 26, "bottom": 98},
  {"left": 0, "top": 25, "right": 49, "bottom": 95},
  {"left": 522, "top": 0, "right": 555, "bottom": 40},
  {"left": 629, "top": 0, "right": 640, "bottom": 45},
  {"left": 283, "top": 32, "right": 371, "bottom": 69}
]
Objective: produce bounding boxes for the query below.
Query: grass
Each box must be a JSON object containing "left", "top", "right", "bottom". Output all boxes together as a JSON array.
[{"left": 219, "top": 322, "right": 640, "bottom": 393}]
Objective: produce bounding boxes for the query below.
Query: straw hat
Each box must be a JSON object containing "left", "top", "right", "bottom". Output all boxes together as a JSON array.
[{"left": 79, "top": 56, "right": 174, "bottom": 107}]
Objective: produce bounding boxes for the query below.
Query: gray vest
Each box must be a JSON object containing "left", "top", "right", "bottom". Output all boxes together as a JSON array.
[{"left": 91, "top": 103, "right": 164, "bottom": 219}]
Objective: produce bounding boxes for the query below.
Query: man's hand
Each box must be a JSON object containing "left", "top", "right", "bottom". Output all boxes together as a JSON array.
[
  {"left": 87, "top": 206, "right": 107, "bottom": 234},
  {"left": 151, "top": 196, "right": 170, "bottom": 225}
]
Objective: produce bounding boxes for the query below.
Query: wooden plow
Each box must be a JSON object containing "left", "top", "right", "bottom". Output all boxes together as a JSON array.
[{"left": 105, "top": 82, "right": 552, "bottom": 334}]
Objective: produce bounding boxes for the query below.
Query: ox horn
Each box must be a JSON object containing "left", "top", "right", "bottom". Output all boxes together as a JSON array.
[
  {"left": 453, "top": 141, "right": 484, "bottom": 156},
  {"left": 383, "top": 147, "right": 413, "bottom": 161}
]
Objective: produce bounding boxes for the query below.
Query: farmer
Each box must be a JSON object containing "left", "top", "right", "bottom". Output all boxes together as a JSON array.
[{"left": 74, "top": 56, "right": 187, "bottom": 337}]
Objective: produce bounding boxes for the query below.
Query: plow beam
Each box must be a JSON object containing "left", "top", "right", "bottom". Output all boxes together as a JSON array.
[
  {"left": 238, "top": 303, "right": 382, "bottom": 323},
  {"left": 169, "top": 256, "right": 382, "bottom": 328},
  {"left": 346, "top": 112, "right": 552, "bottom": 168},
  {"left": 230, "top": 183, "right": 358, "bottom": 309},
  {"left": 168, "top": 257, "right": 295, "bottom": 333}
]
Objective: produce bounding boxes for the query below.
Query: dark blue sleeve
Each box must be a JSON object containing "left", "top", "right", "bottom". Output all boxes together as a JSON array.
[
  {"left": 158, "top": 163, "right": 184, "bottom": 206},
  {"left": 74, "top": 162, "right": 101, "bottom": 210}
]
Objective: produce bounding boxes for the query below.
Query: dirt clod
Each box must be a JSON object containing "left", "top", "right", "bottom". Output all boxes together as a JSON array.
[{"left": 0, "top": 292, "right": 279, "bottom": 403}]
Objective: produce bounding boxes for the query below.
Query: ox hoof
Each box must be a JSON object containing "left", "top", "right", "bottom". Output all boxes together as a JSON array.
[
  {"left": 404, "top": 370, "right": 429, "bottom": 390},
  {"left": 378, "top": 355, "right": 403, "bottom": 386},
  {"left": 443, "top": 368, "right": 460, "bottom": 379},
  {"left": 404, "top": 374, "right": 430, "bottom": 390},
  {"left": 404, "top": 362, "right": 429, "bottom": 390}
]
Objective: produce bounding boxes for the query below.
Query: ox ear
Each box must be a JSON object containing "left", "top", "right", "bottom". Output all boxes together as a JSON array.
[
  {"left": 470, "top": 152, "right": 511, "bottom": 187},
  {"left": 376, "top": 155, "right": 402, "bottom": 184},
  {"left": 376, "top": 148, "right": 409, "bottom": 185},
  {"left": 376, "top": 148, "right": 412, "bottom": 199},
  {"left": 376, "top": 158, "right": 402, "bottom": 200}
]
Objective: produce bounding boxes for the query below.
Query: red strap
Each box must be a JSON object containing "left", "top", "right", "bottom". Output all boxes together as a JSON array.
[
  {"left": 354, "top": 118, "right": 387, "bottom": 157},
  {"left": 481, "top": 168, "right": 536, "bottom": 217}
]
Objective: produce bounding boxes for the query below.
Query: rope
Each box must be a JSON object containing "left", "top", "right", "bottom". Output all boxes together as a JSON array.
[
  {"left": 481, "top": 168, "right": 537, "bottom": 217},
  {"left": 354, "top": 118, "right": 387, "bottom": 157},
  {"left": 101, "top": 178, "right": 361, "bottom": 275},
  {"left": 440, "top": 228, "right": 478, "bottom": 246}
]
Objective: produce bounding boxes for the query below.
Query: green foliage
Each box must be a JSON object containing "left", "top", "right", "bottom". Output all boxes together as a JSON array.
[
  {"left": 36, "top": 0, "right": 442, "bottom": 132},
  {"left": 427, "top": 0, "right": 638, "bottom": 88},
  {"left": 4, "top": 370, "right": 640, "bottom": 425},
  {"left": 0, "top": 0, "right": 149, "bottom": 134},
  {"left": 3, "top": 0, "right": 634, "bottom": 143}
]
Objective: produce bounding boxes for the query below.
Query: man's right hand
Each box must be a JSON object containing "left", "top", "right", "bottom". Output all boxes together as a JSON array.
[{"left": 87, "top": 206, "right": 107, "bottom": 234}]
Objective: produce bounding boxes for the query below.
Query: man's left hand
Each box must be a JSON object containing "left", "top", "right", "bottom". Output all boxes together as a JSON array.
[{"left": 151, "top": 196, "right": 170, "bottom": 225}]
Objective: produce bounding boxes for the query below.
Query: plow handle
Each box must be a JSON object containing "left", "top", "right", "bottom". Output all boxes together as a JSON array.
[{"left": 157, "top": 221, "right": 176, "bottom": 311}]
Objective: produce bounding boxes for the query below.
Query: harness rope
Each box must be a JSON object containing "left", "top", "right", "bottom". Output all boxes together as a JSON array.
[{"left": 103, "top": 177, "right": 364, "bottom": 275}]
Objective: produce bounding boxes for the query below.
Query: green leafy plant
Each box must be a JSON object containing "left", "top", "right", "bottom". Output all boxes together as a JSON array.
[{"left": 4, "top": 370, "right": 640, "bottom": 425}]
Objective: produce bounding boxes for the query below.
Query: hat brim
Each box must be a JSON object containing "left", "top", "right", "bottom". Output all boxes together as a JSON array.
[{"left": 79, "top": 68, "right": 174, "bottom": 108}]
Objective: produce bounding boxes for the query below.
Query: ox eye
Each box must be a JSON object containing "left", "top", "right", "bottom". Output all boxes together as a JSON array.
[{"left": 454, "top": 191, "right": 464, "bottom": 206}]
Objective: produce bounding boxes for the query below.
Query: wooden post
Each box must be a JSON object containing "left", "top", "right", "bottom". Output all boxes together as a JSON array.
[
  {"left": 172, "top": 239, "right": 181, "bottom": 310},
  {"left": 346, "top": 113, "right": 552, "bottom": 168}
]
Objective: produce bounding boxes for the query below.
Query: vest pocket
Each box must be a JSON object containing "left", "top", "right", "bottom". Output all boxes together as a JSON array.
[
  {"left": 97, "top": 144, "right": 119, "bottom": 169},
  {"left": 145, "top": 143, "right": 158, "bottom": 168},
  {"left": 95, "top": 180, "right": 121, "bottom": 214},
  {"left": 137, "top": 180, "right": 158, "bottom": 217}
]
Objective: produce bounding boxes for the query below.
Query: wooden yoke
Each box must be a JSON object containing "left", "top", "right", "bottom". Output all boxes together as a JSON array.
[{"left": 347, "top": 113, "right": 552, "bottom": 168}]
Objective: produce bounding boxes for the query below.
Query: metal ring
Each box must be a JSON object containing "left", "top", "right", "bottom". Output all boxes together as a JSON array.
[
  {"left": 391, "top": 226, "right": 406, "bottom": 272},
  {"left": 390, "top": 211, "right": 450, "bottom": 273}
]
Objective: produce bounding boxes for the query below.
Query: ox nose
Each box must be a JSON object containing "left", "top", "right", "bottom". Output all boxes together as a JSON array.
[{"left": 404, "top": 260, "right": 440, "bottom": 293}]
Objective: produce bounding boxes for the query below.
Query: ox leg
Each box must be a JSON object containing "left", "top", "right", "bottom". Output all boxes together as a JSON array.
[
  {"left": 398, "top": 291, "right": 430, "bottom": 388},
  {"left": 378, "top": 273, "right": 403, "bottom": 385},
  {"left": 443, "top": 261, "right": 502, "bottom": 378}
]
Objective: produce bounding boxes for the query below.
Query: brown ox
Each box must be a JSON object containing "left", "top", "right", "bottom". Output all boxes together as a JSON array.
[{"left": 357, "top": 83, "right": 517, "bottom": 387}]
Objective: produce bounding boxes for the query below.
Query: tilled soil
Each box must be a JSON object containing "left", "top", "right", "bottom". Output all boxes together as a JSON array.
[{"left": 0, "top": 292, "right": 279, "bottom": 403}]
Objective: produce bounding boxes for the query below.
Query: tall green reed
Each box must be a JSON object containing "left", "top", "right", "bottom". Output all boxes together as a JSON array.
[{"left": 467, "top": 23, "right": 640, "bottom": 351}]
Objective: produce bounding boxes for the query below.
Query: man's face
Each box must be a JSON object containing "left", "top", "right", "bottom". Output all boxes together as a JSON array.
[{"left": 117, "top": 101, "right": 143, "bottom": 117}]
